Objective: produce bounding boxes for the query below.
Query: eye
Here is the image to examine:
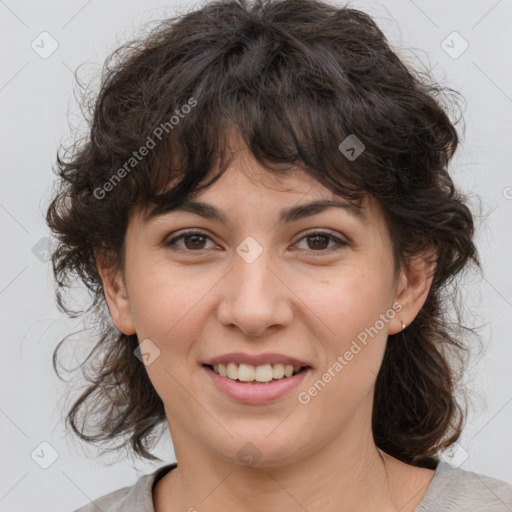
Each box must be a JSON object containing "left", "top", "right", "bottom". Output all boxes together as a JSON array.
[
  {"left": 293, "top": 229, "right": 348, "bottom": 253},
  {"left": 164, "top": 229, "right": 347, "bottom": 254},
  {"left": 165, "top": 230, "right": 216, "bottom": 252}
]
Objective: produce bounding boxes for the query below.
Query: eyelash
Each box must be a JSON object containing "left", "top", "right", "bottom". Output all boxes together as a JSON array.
[{"left": 164, "top": 229, "right": 348, "bottom": 254}]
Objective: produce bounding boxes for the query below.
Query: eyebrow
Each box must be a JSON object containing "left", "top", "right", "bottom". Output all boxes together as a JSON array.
[{"left": 146, "top": 198, "right": 366, "bottom": 225}]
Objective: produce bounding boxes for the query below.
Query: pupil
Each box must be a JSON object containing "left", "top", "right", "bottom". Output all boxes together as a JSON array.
[
  {"left": 309, "top": 235, "right": 328, "bottom": 250},
  {"left": 186, "top": 235, "right": 205, "bottom": 250}
]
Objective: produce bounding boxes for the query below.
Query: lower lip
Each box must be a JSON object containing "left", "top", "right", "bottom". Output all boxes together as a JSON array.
[{"left": 202, "top": 365, "right": 311, "bottom": 405}]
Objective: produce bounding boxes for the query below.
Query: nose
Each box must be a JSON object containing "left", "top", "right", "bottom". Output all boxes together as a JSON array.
[{"left": 216, "top": 246, "right": 293, "bottom": 337}]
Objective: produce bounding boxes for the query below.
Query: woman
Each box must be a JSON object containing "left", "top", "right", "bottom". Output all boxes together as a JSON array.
[{"left": 46, "top": 0, "right": 512, "bottom": 510}]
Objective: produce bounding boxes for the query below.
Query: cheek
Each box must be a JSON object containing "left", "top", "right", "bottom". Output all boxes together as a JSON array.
[
  {"left": 126, "top": 259, "right": 205, "bottom": 354},
  {"left": 127, "top": 252, "right": 185, "bottom": 319},
  {"left": 312, "top": 269, "right": 390, "bottom": 341},
  {"left": 299, "top": 278, "right": 390, "bottom": 420},
  {"left": 302, "top": 266, "right": 393, "bottom": 397},
  {"left": 126, "top": 263, "right": 211, "bottom": 411}
]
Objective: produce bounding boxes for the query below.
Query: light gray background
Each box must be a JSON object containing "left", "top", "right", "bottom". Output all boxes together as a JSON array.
[{"left": 1, "top": 0, "right": 511, "bottom": 510}]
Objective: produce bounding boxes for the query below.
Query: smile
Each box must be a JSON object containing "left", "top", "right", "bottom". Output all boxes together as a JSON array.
[
  {"left": 202, "top": 364, "right": 311, "bottom": 404},
  {"left": 208, "top": 362, "right": 305, "bottom": 383}
]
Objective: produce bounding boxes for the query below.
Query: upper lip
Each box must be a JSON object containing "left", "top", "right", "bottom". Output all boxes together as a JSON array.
[{"left": 203, "top": 352, "right": 311, "bottom": 368}]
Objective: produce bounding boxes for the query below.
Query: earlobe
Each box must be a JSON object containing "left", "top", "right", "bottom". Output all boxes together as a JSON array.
[{"left": 96, "top": 256, "right": 137, "bottom": 336}]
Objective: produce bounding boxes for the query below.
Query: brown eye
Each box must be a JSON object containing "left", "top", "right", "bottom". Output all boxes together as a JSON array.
[
  {"left": 306, "top": 234, "right": 330, "bottom": 250},
  {"left": 182, "top": 234, "right": 207, "bottom": 250},
  {"left": 165, "top": 230, "right": 215, "bottom": 251},
  {"left": 294, "top": 230, "right": 347, "bottom": 253}
]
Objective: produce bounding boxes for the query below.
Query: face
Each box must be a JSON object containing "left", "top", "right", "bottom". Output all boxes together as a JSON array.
[{"left": 100, "top": 145, "right": 431, "bottom": 469}]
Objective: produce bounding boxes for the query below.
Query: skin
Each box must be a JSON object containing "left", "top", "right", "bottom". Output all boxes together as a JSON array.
[{"left": 98, "top": 139, "right": 437, "bottom": 512}]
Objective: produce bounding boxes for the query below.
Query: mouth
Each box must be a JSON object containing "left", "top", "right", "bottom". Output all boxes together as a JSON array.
[
  {"left": 202, "top": 363, "right": 312, "bottom": 404},
  {"left": 202, "top": 363, "right": 310, "bottom": 384}
]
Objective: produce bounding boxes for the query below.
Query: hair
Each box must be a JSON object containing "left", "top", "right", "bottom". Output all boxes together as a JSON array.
[{"left": 46, "top": 0, "right": 481, "bottom": 467}]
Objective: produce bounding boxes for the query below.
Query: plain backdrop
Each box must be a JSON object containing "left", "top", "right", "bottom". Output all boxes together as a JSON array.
[{"left": 1, "top": 0, "right": 511, "bottom": 510}]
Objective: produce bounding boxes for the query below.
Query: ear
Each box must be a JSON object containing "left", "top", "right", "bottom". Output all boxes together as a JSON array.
[
  {"left": 96, "top": 254, "right": 136, "bottom": 336},
  {"left": 388, "top": 245, "right": 437, "bottom": 335}
]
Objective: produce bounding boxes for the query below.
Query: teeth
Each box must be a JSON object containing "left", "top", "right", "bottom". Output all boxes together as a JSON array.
[
  {"left": 227, "top": 362, "right": 238, "bottom": 380},
  {"left": 239, "top": 363, "right": 256, "bottom": 382},
  {"left": 210, "top": 362, "right": 304, "bottom": 382},
  {"left": 273, "top": 363, "right": 285, "bottom": 379}
]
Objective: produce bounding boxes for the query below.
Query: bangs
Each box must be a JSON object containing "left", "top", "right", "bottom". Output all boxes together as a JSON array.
[
  {"left": 90, "top": 0, "right": 451, "bottom": 225},
  {"left": 105, "top": 16, "right": 401, "bottom": 219},
  {"left": 136, "top": 102, "right": 368, "bottom": 221}
]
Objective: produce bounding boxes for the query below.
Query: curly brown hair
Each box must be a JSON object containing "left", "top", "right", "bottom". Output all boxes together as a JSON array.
[{"left": 46, "top": 0, "right": 481, "bottom": 467}]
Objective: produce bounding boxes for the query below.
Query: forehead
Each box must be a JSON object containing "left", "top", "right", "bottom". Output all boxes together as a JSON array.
[
  {"left": 134, "top": 166, "right": 393, "bottom": 243},
  {"left": 133, "top": 126, "right": 388, "bottom": 231},
  {"left": 201, "top": 165, "right": 363, "bottom": 215}
]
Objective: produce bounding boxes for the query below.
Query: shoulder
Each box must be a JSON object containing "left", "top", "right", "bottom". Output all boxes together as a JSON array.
[
  {"left": 74, "top": 486, "right": 131, "bottom": 512},
  {"left": 73, "top": 463, "right": 177, "bottom": 512},
  {"left": 416, "top": 461, "right": 512, "bottom": 512}
]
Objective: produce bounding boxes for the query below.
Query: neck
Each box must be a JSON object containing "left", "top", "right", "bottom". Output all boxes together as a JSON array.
[{"left": 153, "top": 426, "right": 403, "bottom": 512}]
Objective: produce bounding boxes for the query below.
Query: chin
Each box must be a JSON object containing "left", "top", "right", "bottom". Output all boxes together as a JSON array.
[{"left": 212, "top": 428, "right": 310, "bottom": 469}]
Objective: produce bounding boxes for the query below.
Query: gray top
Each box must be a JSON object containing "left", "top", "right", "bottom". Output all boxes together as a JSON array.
[{"left": 74, "top": 461, "right": 512, "bottom": 512}]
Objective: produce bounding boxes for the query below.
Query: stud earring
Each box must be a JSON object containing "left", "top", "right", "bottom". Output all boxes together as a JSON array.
[{"left": 401, "top": 320, "right": 406, "bottom": 330}]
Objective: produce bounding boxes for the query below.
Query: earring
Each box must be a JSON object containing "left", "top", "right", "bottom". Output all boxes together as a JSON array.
[{"left": 401, "top": 320, "right": 406, "bottom": 330}]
